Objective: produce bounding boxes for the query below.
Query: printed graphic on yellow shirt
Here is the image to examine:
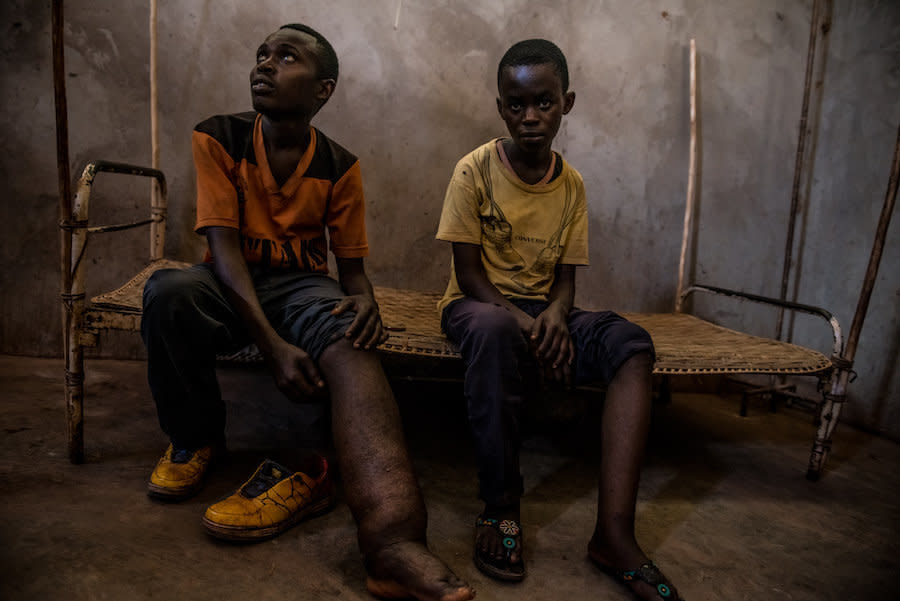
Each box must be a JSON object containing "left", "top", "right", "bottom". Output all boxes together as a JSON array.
[
  {"left": 475, "top": 150, "right": 579, "bottom": 290},
  {"left": 512, "top": 177, "right": 579, "bottom": 289},
  {"left": 477, "top": 150, "right": 525, "bottom": 271}
]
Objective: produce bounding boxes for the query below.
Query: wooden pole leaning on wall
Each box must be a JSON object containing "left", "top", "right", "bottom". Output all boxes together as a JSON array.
[
  {"left": 845, "top": 124, "right": 899, "bottom": 361},
  {"left": 149, "top": 0, "right": 164, "bottom": 260},
  {"left": 675, "top": 38, "right": 697, "bottom": 312},
  {"left": 53, "top": 0, "right": 84, "bottom": 463},
  {"left": 808, "top": 121, "right": 899, "bottom": 480},
  {"left": 777, "top": 0, "right": 830, "bottom": 341}
]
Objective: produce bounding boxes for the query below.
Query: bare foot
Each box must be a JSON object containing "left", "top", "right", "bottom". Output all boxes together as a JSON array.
[
  {"left": 588, "top": 536, "right": 683, "bottom": 601},
  {"left": 366, "top": 540, "right": 475, "bottom": 601}
]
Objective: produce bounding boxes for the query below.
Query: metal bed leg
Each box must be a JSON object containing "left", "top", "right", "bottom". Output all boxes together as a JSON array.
[
  {"left": 807, "top": 361, "right": 850, "bottom": 481},
  {"left": 62, "top": 285, "right": 86, "bottom": 464},
  {"left": 807, "top": 390, "right": 844, "bottom": 481},
  {"left": 739, "top": 380, "right": 797, "bottom": 416},
  {"left": 64, "top": 337, "right": 85, "bottom": 464}
]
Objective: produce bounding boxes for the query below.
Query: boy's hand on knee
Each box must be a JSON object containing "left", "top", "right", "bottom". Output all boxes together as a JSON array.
[
  {"left": 537, "top": 351, "right": 573, "bottom": 388},
  {"left": 532, "top": 307, "right": 574, "bottom": 387},
  {"left": 515, "top": 312, "right": 536, "bottom": 340},
  {"left": 267, "top": 340, "right": 326, "bottom": 400},
  {"left": 332, "top": 295, "right": 388, "bottom": 350}
]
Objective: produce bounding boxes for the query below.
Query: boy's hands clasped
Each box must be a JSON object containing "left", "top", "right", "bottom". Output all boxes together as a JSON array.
[{"left": 523, "top": 303, "right": 575, "bottom": 388}]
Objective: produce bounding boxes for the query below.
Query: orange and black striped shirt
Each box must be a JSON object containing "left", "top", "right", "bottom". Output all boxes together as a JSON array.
[{"left": 193, "top": 111, "right": 368, "bottom": 272}]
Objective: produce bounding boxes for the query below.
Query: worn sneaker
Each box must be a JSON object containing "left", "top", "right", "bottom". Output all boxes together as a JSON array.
[
  {"left": 202, "top": 454, "right": 335, "bottom": 541},
  {"left": 147, "top": 444, "right": 215, "bottom": 501}
]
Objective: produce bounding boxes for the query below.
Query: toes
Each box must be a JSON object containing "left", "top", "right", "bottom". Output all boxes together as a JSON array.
[{"left": 367, "top": 541, "right": 474, "bottom": 601}]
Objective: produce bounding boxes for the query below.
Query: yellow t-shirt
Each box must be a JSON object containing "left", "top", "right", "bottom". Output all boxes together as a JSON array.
[{"left": 436, "top": 139, "right": 589, "bottom": 314}]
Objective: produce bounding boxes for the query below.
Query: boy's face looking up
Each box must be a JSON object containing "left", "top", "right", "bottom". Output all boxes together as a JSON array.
[
  {"left": 250, "top": 28, "right": 335, "bottom": 120},
  {"left": 496, "top": 62, "right": 575, "bottom": 155}
]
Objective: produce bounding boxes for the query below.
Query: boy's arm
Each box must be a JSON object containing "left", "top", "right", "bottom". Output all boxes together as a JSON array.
[
  {"left": 533, "top": 264, "right": 576, "bottom": 383},
  {"left": 331, "top": 257, "right": 388, "bottom": 350},
  {"left": 452, "top": 242, "right": 535, "bottom": 335},
  {"left": 205, "top": 226, "right": 326, "bottom": 398}
]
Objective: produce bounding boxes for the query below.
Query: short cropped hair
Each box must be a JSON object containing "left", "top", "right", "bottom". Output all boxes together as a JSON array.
[
  {"left": 497, "top": 39, "right": 569, "bottom": 92},
  {"left": 280, "top": 23, "right": 339, "bottom": 82}
]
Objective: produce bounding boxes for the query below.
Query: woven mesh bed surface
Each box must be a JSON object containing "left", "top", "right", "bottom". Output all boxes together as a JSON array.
[
  {"left": 620, "top": 312, "right": 831, "bottom": 375},
  {"left": 375, "top": 287, "right": 832, "bottom": 375},
  {"left": 88, "top": 265, "right": 832, "bottom": 376},
  {"left": 90, "top": 259, "right": 192, "bottom": 312}
]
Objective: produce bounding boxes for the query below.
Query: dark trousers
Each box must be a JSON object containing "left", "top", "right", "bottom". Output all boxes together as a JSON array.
[
  {"left": 140, "top": 263, "right": 352, "bottom": 450},
  {"left": 442, "top": 297, "right": 654, "bottom": 507}
]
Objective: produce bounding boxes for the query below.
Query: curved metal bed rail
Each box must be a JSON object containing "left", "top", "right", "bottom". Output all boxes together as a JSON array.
[{"left": 680, "top": 283, "right": 843, "bottom": 359}]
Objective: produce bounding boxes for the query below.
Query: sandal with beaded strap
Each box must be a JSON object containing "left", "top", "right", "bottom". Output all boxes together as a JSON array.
[
  {"left": 473, "top": 515, "right": 525, "bottom": 582},
  {"left": 591, "top": 556, "right": 685, "bottom": 600}
]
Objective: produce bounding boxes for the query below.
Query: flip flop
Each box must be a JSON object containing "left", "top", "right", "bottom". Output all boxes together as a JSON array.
[
  {"left": 591, "top": 555, "right": 685, "bottom": 600},
  {"left": 473, "top": 515, "right": 525, "bottom": 582}
]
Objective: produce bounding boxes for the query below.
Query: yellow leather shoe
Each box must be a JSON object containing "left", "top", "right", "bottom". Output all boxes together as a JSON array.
[
  {"left": 147, "top": 444, "right": 215, "bottom": 501},
  {"left": 202, "top": 454, "right": 335, "bottom": 541}
]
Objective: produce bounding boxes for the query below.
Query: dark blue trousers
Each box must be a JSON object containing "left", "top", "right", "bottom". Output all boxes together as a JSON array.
[
  {"left": 140, "top": 263, "right": 353, "bottom": 450},
  {"left": 442, "top": 297, "right": 654, "bottom": 506}
]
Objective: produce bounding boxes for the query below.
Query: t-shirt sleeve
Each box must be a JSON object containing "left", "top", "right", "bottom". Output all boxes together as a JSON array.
[
  {"left": 558, "top": 173, "right": 590, "bottom": 266},
  {"left": 435, "top": 158, "right": 483, "bottom": 245},
  {"left": 192, "top": 130, "right": 240, "bottom": 233},
  {"left": 327, "top": 159, "right": 369, "bottom": 258}
]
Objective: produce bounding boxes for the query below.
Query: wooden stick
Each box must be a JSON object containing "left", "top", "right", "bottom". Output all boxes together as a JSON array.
[
  {"left": 809, "top": 121, "right": 899, "bottom": 480},
  {"left": 845, "top": 121, "right": 899, "bottom": 362},
  {"left": 149, "top": 0, "right": 163, "bottom": 259},
  {"left": 776, "top": 0, "right": 826, "bottom": 340},
  {"left": 150, "top": 0, "right": 158, "bottom": 172},
  {"left": 53, "top": 0, "right": 85, "bottom": 463},
  {"left": 676, "top": 38, "right": 697, "bottom": 312},
  {"left": 53, "top": 0, "right": 71, "bottom": 295}
]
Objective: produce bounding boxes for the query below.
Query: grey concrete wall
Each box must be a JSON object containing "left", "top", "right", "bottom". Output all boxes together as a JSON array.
[{"left": 2, "top": 1, "right": 898, "bottom": 437}]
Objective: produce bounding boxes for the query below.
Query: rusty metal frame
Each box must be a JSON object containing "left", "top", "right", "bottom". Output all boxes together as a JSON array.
[
  {"left": 679, "top": 283, "right": 847, "bottom": 479},
  {"left": 680, "top": 284, "right": 843, "bottom": 358},
  {"left": 60, "top": 160, "right": 167, "bottom": 463}
]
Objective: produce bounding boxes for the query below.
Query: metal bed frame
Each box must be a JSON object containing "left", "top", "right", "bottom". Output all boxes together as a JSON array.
[{"left": 61, "top": 161, "right": 851, "bottom": 481}]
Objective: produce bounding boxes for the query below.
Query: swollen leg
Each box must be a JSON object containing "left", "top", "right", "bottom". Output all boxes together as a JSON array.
[{"left": 319, "top": 341, "right": 474, "bottom": 601}]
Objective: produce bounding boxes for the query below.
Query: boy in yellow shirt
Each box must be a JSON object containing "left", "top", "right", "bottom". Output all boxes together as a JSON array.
[{"left": 437, "top": 39, "right": 684, "bottom": 601}]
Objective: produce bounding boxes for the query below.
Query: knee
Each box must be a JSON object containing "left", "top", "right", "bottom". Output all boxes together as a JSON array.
[
  {"left": 614, "top": 351, "right": 654, "bottom": 384},
  {"left": 142, "top": 269, "right": 212, "bottom": 332},
  {"left": 623, "top": 350, "right": 653, "bottom": 372},
  {"left": 144, "top": 269, "right": 193, "bottom": 307},
  {"left": 320, "top": 337, "right": 376, "bottom": 369}
]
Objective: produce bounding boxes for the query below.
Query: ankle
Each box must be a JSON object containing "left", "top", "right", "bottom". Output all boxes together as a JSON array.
[
  {"left": 483, "top": 501, "right": 520, "bottom": 519},
  {"left": 358, "top": 516, "right": 427, "bottom": 556},
  {"left": 589, "top": 530, "right": 646, "bottom": 569}
]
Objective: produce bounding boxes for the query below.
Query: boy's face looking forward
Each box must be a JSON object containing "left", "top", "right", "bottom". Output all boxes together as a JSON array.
[
  {"left": 250, "top": 28, "right": 335, "bottom": 120},
  {"left": 496, "top": 62, "right": 575, "bottom": 155}
]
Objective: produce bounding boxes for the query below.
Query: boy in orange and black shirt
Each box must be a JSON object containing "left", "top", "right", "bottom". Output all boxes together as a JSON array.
[
  {"left": 192, "top": 111, "right": 368, "bottom": 271},
  {"left": 141, "top": 23, "right": 473, "bottom": 601}
]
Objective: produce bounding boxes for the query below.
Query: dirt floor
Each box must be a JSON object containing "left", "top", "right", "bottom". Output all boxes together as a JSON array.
[{"left": 1, "top": 354, "right": 897, "bottom": 600}]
